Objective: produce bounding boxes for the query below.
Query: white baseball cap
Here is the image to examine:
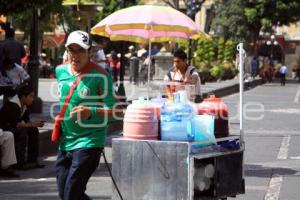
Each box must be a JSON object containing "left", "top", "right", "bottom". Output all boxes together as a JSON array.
[{"left": 65, "top": 30, "right": 91, "bottom": 50}]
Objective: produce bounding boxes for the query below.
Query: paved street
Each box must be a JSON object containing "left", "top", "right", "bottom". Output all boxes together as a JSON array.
[
  {"left": 226, "top": 82, "right": 300, "bottom": 200},
  {"left": 0, "top": 79, "right": 299, "bottom": 199}
]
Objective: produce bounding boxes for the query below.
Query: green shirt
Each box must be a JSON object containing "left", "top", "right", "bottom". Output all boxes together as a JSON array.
[{"left": 55, "top": 62, "right": 116, "bottom": 151}]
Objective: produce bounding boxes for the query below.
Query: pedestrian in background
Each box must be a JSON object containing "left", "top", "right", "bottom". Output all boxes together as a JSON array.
[
  {"left": 251, "top": 56, "right": 258, "bottom": 78},
  {"left": 296, "top": 66, "right": 300, "bottom": 83},
  {"left": 94, "top": 38, "right": 109, "bottom": 70},
  {"left": 108, "top": 50, "right": 120, "bottom": 83},
  {"left": 0, "top": 28, "right": 26, "bottom": 65},
  {"left": 54, "top": 30, "right": 119, "bottom": 200},
  {"left": 129, "top": 52, "right": 139, "bottom": 85},
  {"left": 279, "top": 64, "right": 288, "bottom": 86}
]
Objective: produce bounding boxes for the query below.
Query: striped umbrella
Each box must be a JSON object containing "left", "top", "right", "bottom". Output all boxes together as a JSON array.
[{"left": 91, "top": 4, "right": 203, "bottom": 98}]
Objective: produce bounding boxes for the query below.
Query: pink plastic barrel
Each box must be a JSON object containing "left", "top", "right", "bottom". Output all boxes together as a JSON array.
[{"left": 123, "top": 102, "right": 158, "bottom": 140}]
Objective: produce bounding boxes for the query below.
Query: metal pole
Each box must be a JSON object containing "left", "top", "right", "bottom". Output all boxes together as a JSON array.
[
  {"left": 270, "top": 43, "right": 273, "bottom": 62},
  {"left": 147, "top": 42, "right": 152, "bottom": 100},
  {"left": 237, "top": 43, "right": 245, "bottom": 183},
  {"left": 117, "top": 1, "right": 126, "bottom": 102},
  {"left": 117, "top": 51, "right": 126, "bottom": 102},
  {"left": 237, "top": 43, "right": 244, "bottom": 142},
  {"left": 28, "top": 8, "right": 43, "bottom": 113},
  {"left": 188, "top": 39, "right": 193, "bottom": 65}
]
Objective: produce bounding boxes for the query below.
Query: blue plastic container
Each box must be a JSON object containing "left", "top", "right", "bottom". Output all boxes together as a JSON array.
[
  {"left": 192, "top": 115, "right": 216, "bottom": 148},
  {"left": 160, "top": 98, "right": 194, "bottom": 141}
]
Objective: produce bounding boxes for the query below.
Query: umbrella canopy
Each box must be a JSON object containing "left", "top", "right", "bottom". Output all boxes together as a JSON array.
[
  {"left": 91, "top": 4, "right": 202, "bottom": 99},
  {"left": 91, "top": 4, "right": 200, "bottom": 43}
]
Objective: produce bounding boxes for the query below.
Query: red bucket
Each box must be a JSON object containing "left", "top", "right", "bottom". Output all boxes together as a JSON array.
[{"left": 196, "top": 95, "right": 229, "bottom": 138}]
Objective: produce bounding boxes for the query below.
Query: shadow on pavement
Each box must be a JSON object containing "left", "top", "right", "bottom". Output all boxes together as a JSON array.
[{"left": 244, "top": 164, "right": 299, "bottom": 178}]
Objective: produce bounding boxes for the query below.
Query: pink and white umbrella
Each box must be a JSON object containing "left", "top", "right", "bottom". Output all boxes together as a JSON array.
[
  {"left": 91, "top": 4, "right": 199, "bottom": 43},
  {"left": 91, "top": 5, "right": 202, "bottom": 98}
]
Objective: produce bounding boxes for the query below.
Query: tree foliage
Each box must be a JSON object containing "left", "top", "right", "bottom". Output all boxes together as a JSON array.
[
  {"left": 0, "top": 0, "right": 46, "bottom": 15},
  {"left": 211, "top": 0, "right": 249, "bottom": 45},
  {"left": 97, "top": 0, "right": 139, "bottom": 20},
  {"left": 212, "top": 0, "right": 300, "bottom": 48},
  {"left": 9, "top": 1, "right": 65, "bottom": 38}
]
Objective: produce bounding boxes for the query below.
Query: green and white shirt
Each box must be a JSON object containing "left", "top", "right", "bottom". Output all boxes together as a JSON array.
[{"left": 55, "top": 61, "right": 116, "bottom": 151}]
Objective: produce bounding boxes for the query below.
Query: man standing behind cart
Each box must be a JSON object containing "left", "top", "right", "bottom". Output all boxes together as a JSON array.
[
  {"left": 54, "top": 30, "right": 118, "bottom": 200},
  {"left": 164, "top": 48, "right": 202, "bottom": 102}
]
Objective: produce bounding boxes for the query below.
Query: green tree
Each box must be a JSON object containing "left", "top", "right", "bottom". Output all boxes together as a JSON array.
[
  {"left": 211, "top": 0, "right": 248, "bottom": 44},
  {"left": 0, "top": 0, "right": 48, "bottom": 15},
  {"left": 212, "top": 0, "right": 300, "bottom": 49},
  {"left": 10, "top": 2, "right": 66, "bottom": 39},
  {"left": 244, "top": 0, "right": 300, "bottom": 45},
  {"left": 97, "top": 0, "right": 139, "bottom": 20}
]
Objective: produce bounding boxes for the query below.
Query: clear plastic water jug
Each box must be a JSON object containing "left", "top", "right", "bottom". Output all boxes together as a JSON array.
[{"left": 160, "top": 93, "right": 194, "bottom": 141}]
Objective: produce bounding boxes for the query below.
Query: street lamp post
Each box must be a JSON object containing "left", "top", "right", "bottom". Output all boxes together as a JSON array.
[
  {"left": 265, "top": 34, "right": 278, "bottom": 83},
  {"left": 28, "top": 8, "right": 43, "bottom": 113},
  {"left": 266, "top": 34, "right": 278, "bottom": 63}
]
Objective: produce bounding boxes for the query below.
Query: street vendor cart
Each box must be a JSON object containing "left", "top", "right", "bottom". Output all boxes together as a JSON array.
[
  {"left": 111, "top": 138, "right": 244, "bottom": 200},
  {"left": 110, "top": 44, "right": 247, "bottom": 200}
]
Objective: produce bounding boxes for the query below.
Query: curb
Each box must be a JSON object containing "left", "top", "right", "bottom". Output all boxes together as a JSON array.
[{"left": 203, "top": 78, "right": 262, "bottom": 98}]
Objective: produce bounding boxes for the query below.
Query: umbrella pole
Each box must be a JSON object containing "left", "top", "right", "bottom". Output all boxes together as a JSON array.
[{"left": 147, "top": 41, "right": 152, "bottom": 100}]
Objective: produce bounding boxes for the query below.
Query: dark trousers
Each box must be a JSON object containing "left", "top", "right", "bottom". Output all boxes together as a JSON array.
[
  {"left": 7, "top": 127, "right": 39, "bottom": 165},
  {"left": 55, "top": 148, "right": 102, "bottom": 200},
  {"left": 112, "top": 68, "right": 119, "bottom": 83},
  {"left": 280, "top": 73, "right": 286, "bottom": 86}
]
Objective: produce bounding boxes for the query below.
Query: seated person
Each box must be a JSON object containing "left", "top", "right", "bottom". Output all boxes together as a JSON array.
[
  {"left": 0, "top": 85, "right": 45, "bottom": 169},
  {"left": 164, "top": 49, "right": 202, "bottom": 103},
  {"left": 1, "top": 57, "right": 30, "bottom": 96},
  {"left": 0, "top": 129, "right": 19, "bottom": 177}
]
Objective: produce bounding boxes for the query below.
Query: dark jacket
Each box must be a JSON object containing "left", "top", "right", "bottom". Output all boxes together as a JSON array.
[{"left": 0, "top": 95, "right": 29, "bottom": 130}]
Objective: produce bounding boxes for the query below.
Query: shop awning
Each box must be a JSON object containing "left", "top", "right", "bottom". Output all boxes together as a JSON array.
[{"left": 43, "top": 33, "right": 66, "bottom": 48}]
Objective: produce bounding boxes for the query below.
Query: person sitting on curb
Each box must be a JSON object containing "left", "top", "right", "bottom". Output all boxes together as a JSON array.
[
  {"left": 0, "top": 129, "right": 19, "bottom": 177},
  {"left": 0, "top": 85, "right": 45, "bottom": 170}
]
